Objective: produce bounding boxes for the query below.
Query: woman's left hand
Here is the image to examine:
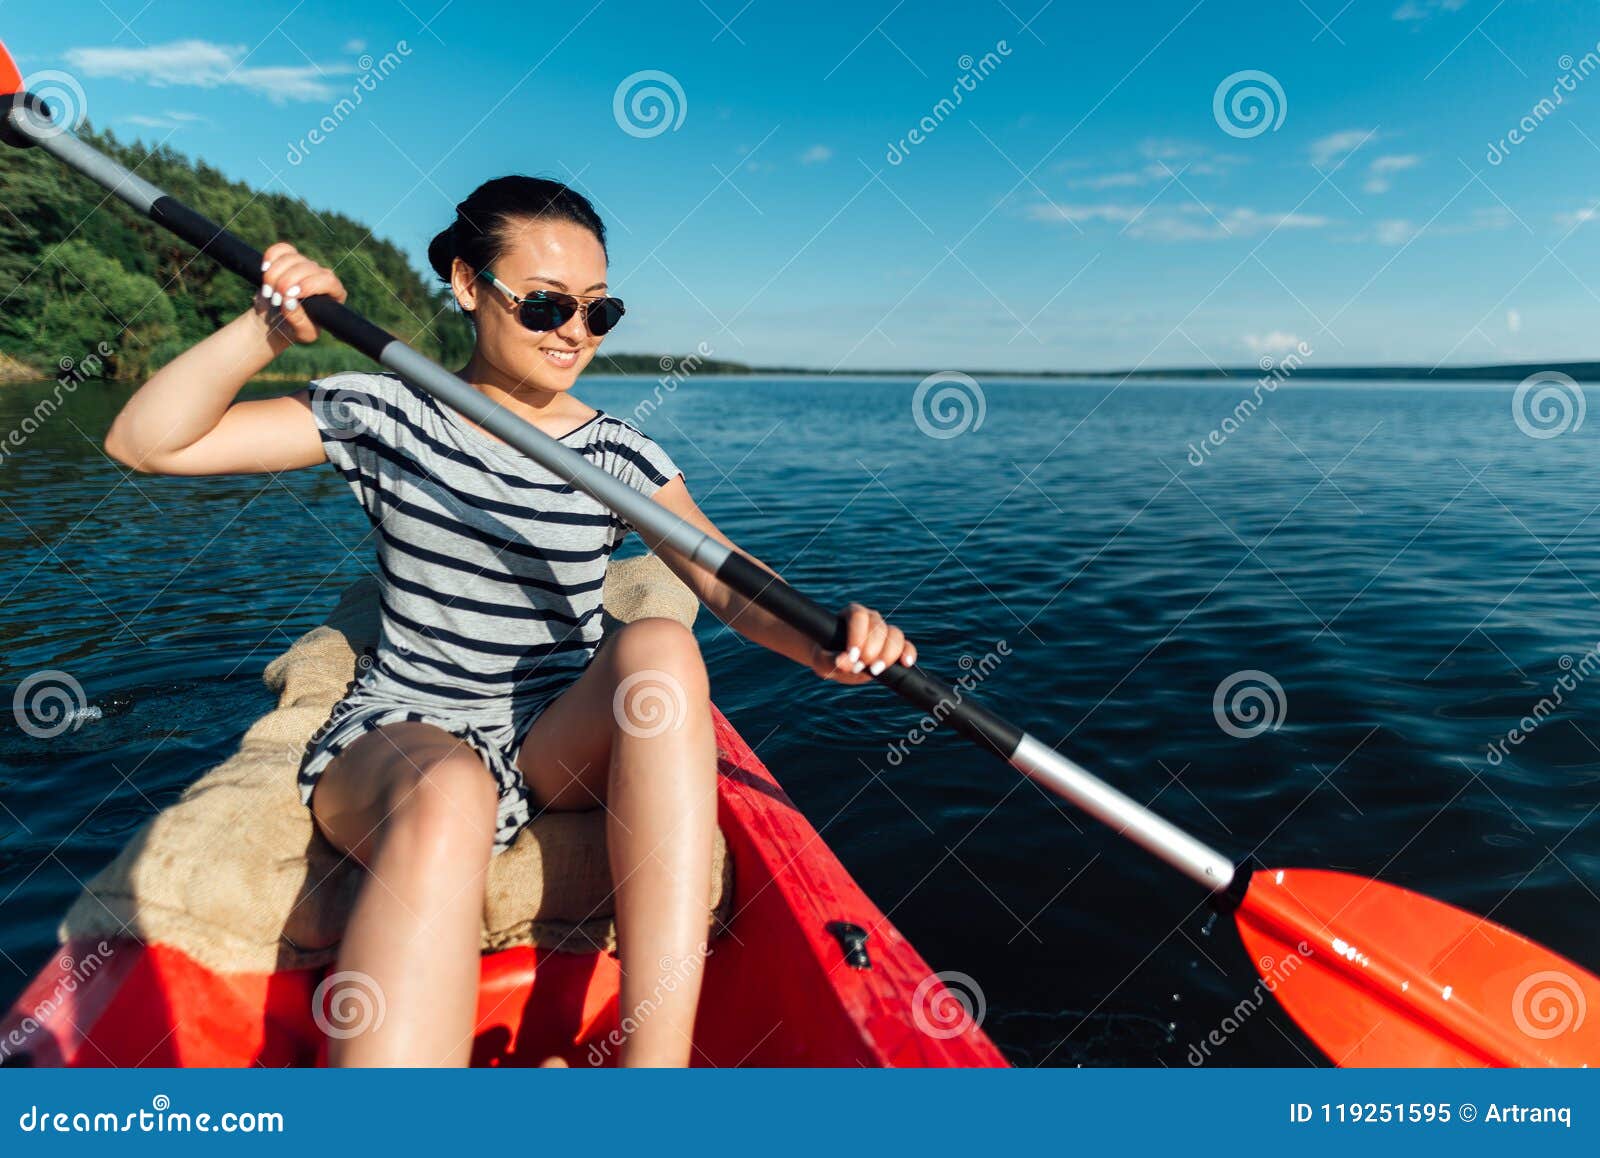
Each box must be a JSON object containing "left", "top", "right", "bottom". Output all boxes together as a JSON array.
[{"left": 810, "top": 603, "right": 918, "bottom": 685}]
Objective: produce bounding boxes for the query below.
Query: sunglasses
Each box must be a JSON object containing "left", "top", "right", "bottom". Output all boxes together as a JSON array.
[{"left": 475, "top": 269, "right": 626, "bottom": 336}]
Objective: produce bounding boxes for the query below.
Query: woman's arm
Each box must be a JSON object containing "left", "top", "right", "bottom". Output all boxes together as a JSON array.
[
  {"left": 104, "top": 242, "right": 347, "bottom": 476},
  {"left": 647, "top": 476, "right": 917, "bottom": 685}
]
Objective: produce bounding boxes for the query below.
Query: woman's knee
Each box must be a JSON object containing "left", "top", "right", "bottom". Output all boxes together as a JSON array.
[
  {"left": 605, "top": 618, "right": 707, "bottom": 689},
  {"left": 376, "top": 748, "right": 498, "bottom": 862},
  {"left": 601, "top": 619, "right": 710, "bottom": 741},
  {"left": 313, "top": 723, "right": 498, "bottom": 865}
]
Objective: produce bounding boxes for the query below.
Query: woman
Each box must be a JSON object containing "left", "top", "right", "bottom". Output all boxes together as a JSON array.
[{"left": 103, "top": 175, "right": 917, "bottom": 1067}]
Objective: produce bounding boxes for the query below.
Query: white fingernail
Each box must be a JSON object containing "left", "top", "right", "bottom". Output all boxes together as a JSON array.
[
  {"left": 284, "top": 298, "right": 299, "bottom": 311},
  {"left": 260, "top": 260, "right": 271, "bottom": 271},
  {"left": 848, "top": 647, "right": 860, "bottom": 663},
  {"left": 869, "top": 661, "right": 886, "bottom": 675},
  {"left": 286, "top": 285, "right": 300, "bottom": 297},
  {"left": 260, "top": 283, "right": 272, "bottom": 297},
  {"left": 271, "top": 292, "right": 283, "bottom": 306},
  {"left": 852, "top": 662, "right": 865, "bottom": 673}
]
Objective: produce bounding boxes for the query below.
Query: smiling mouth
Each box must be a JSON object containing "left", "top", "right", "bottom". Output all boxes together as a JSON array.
[{"left": 540, "top": 347, "right": 579, "bottom": 368}]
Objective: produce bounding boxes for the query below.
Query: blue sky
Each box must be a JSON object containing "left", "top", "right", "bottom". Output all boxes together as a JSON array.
[{"left": 6, "top": 0, "right": 1600, "bottom": 370}]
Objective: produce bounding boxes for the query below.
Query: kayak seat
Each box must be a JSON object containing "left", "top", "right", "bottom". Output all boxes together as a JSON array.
[{"left": 54, "top": 554, "right": 732, "bottom": 976}]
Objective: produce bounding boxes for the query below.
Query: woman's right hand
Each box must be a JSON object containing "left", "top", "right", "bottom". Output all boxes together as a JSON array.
[{"left": 256, "top": 242, "right": 348, "bottom": 345}]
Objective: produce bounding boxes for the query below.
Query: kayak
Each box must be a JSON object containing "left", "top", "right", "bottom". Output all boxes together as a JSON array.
[{"left": 1, "top": 706, "right": 1007, "bottom": 1068}]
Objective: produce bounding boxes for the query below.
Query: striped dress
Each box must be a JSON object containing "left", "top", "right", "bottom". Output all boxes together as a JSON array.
[{"left": 296, "top": 370, "right": 682, "bottom": 852}]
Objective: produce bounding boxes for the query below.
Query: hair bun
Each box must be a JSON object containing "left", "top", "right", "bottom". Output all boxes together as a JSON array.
[{"left": 425, "top": 223, "right": 457, "bottom": 283}]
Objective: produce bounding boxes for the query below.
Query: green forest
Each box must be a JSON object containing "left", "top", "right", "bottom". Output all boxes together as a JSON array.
[
  {"left": 0, "top": 122, "right": 751, "bottom": 382},
  {"left": 0, "top": 122, "right": 476, "bottom": 381}
]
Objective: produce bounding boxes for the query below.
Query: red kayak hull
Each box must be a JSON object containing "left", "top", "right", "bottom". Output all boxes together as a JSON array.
[{"left": 1, "top": 708, "right": 1006, "bottom": 1068}]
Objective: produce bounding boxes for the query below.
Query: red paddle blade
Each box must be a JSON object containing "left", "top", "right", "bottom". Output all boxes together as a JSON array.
[
  {"left": 1235, "top": 868, "right": 1600, "bottom": 1067},
  {"left": 0, "top": 41, "right": 20, "bottom": 97}
]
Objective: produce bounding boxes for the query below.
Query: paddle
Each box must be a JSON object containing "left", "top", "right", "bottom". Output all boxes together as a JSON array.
[{"left": 4, "top": 46, "right": 1596, "bottom": 1067}]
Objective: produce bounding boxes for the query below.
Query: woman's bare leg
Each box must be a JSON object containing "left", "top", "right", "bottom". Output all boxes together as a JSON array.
[
  {"left": 310, "top": 721, "right": 498, "bottom": 1066},
  {"left": 517, "top": 618, "right": 717, "bottom": 1067}
]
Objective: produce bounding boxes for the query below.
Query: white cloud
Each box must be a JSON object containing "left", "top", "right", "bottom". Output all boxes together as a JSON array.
[
  {"left": 1310, "top": 128, "right": 1377, "bottom": 169},
  {"left": 1361, "top": 207, "right": 1508, "bottom": 245},
  {"left": 1030, "top": 203, "right": 1142, "bottom": 225},
  {"left": 1135, "top": 206, "right": 1327, "bottom": 240},
  {"left": 1243, "top": 331, "right": 1304, "bottom": 355},
  {"left": 1031, "top": 201, "right": 1328, "bottom": 240},
  {"left": 344, "top": 38, "right": 367, "bottom": 52},
  {"left": 123, "top": 110, "right": 207, "bottom": 129},
  {"left": 1067, "top": 141, "right": 1242, "bottom": 189},
  {"left": 65, "top": 39, "right": 339, "bottom": 103},
  {"left": 1375, "top": 219, "right": 1417, "bottom": 245},
  {"left": 1069, "top": 170, "right": 1150, "bottom": 190},
  {"left": 1507, "top": 308, "right": 1522, "bottom": 333},
  {"left": 1557, "top": 204, "right": 1599, "bottom": 228},
  {"left": 1370, "top": 154, "right": 1420, "bottom": 174},
  {"left": 1136, "top": 139, "right": 1239, "bottom": 175},
  {"left": 1393, "top": 0, "right": 1467, "bottom": 21},
  {"left": 799, "top": 144, "right": 832, "bottom": 165},
  {"left": 1363, "top": 153, "right": 1420, "bottom": 192}
]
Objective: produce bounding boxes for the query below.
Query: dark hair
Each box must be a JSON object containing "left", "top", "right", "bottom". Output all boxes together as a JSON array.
[{"left": 426, "top": 175, "right": 608, "bottom": 294}]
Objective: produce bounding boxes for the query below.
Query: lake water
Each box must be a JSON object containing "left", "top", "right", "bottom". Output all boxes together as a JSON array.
[{"left": 2, "top": 373, "right": 1597, "bottom": 1066}]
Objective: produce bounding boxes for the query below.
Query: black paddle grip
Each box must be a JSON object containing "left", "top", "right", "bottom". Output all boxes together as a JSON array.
[
  {"left": 0, "top": 92, "right": 51, "bottom": 149},
  {"left": 714, "top": 552, "right": 1023, "bottom": 759},
  {"left": 148, "top": 196, "right": 396, "bottom": 362},
  {"left": 716, "top": 551, "right": 846, "bottom": 649}
]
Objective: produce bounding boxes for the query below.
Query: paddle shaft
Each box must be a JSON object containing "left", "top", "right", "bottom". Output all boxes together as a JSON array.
[{"left": 3, "top": 96, "right": 1238, "bottom": 893}]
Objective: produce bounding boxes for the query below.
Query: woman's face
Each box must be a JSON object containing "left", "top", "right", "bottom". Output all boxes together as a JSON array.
[{"left": 453, "top": 217, "right": 610, "bottom": 395}]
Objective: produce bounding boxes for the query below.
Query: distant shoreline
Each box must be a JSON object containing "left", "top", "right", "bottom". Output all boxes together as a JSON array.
[
  {"left": 3, "top": 357, "right": 1591, "bottom": 386},
  {"left": 205, "top": 356, "right": 1600, "bottom": 385},
  {"left": 628, "top": 360, "right": 1595, "bottom": 383}
]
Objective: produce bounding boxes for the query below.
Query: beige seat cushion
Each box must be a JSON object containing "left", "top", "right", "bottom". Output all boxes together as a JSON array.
[{"left": 59, "top": 554, "right": 729, "bottom": 974}]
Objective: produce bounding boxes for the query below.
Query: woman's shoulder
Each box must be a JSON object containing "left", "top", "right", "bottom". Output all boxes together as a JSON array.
[
  {"left": 583, "top": 410, "right": 660, "bottom": 447},
  {"left": 307, "top": 369, "right": 405, "bottom": 400},
  {"left": 305, "top": 371, "right": 425, "bottom": 444},
  {"left": 305, "top": 370, "right": 412, "bottom": 418}
]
